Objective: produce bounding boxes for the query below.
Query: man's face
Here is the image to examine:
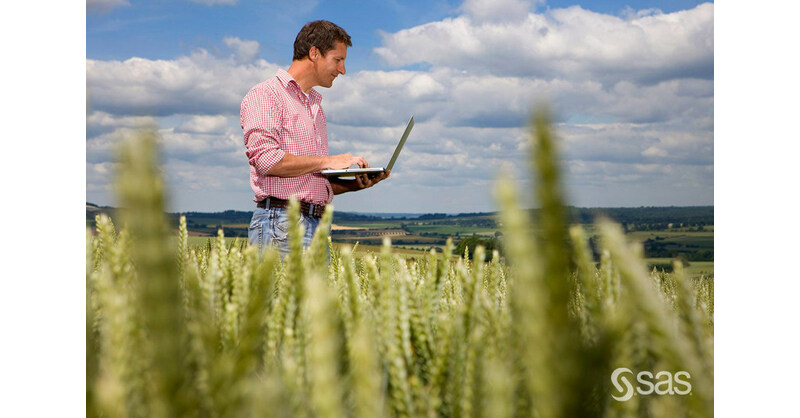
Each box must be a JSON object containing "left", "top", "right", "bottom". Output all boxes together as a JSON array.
[{"left": 312, "top": 41, "right": 347, "bottom": 88}]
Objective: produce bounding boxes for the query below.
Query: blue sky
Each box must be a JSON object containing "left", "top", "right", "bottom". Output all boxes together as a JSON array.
[
  {"left": 86, "top": 0, "right": 714, "bottom": 213},
  {"left": 87, "top": 0, "right": 708, "bottom": 65}
]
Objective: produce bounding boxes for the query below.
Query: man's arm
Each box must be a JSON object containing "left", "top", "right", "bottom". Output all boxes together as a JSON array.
[
  {"left": 330, "top": 170, "right": 390, "bottom": 195},
  {"left": 242, "top": 89, "right": 366, "bottom": 178},
  {"left": 267, "top": 153, "right": 368, "bottom": 178}
]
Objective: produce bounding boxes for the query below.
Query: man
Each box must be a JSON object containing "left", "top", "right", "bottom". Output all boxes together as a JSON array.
[{"left": 240, "top": 20, "right": 389, "bottom": 255}]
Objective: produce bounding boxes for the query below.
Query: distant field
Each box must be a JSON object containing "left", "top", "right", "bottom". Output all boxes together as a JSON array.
[
  {"left": 182, "top": 225, "right": 713, "bottom": 276},
  {"left": 334, "top": 235, "right": 442, "bottom": 244},
  {"left": 404, "top": 224, "right": 496, "bottom": 236},
  {"left": 334, "top": 243, "right": 429, "bottom": 257},
  {"left": 90, "top": 204, "right": 712, "bottom": 276},
  {"left": 629, "top": 230, "right": 714, "bottom": 240},
  {"left": 220, "top": 223, "right": 250, "bottom": 228},
  {"left": 645, "top": 258, "right": 714, "bottom": 278},
  {"left": 331, "top": 221, "right": 404, "bottom": 229},
  {"left": 185, "top": 237, "right": 431, "bottom": 258},
  {"left": 183, "top": 237, "right": 714, "bottom": 277}
]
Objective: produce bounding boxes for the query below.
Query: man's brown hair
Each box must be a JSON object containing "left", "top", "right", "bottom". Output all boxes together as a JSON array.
[{"left": 293, "top": 20, "right": 352, "bottom": 61}]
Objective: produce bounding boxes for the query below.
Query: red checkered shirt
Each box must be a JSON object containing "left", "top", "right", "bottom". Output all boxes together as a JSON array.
[{"left": 241, "top": 69, "right": 333, "bottom": 205}]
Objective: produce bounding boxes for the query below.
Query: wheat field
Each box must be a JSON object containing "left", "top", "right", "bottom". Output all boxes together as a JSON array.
[{"left": 86, "top": 112, "right": 713, "bottom": 417}]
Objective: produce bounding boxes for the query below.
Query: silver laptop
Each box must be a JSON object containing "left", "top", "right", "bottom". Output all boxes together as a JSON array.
[{"left": 321, "top": 116, "right": 414, "bottom": 177}]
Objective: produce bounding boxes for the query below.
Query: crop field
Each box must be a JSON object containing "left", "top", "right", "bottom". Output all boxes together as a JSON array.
[
  {"left": 645, "top": 258, "right": 714, "bottom": 278},
  {"left": 403, "top": 224, "right": 497, "bottom": 236},
  {"left": 187, "top": 236, "right": 248, "bottom": 248},
  {"left": 331, "top": 221, "right": 404, "bottom": 229},
  {"left": 337, "top": 243, "right": 436, "bottom": 257},
  {"left": 185, "top": 238, "right": 433, "bottom": 258},
  {"left": 89, "top": 205, "right": 714, "bottom": 280},
  {"left": 87, "top": 115, "right": 713, "bottom": 417}
]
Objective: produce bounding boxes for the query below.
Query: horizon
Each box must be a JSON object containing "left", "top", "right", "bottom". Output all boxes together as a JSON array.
[
  {"left": 86, "top": 201, "right": 715, "bottom": 217},
  {"left": 87, "top": 0, "right": 713, "bottom": 213}
]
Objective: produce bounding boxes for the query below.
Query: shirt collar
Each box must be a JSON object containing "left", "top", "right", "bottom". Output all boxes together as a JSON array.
[{"left": 276, "top": 68, "right": 323, "bottom": 103}]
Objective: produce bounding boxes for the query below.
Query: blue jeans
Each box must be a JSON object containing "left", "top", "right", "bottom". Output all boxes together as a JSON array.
[{"left": 248, "top": 206, "right": 320, "bottom": 258}]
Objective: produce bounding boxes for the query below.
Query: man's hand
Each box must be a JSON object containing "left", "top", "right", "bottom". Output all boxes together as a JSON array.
[
  {"left": 267, "top": 153, "right": 368, "bottom": 177},
  {"left": 326, "top": 153, "right": 367, "bottom": 170},
  {"left": 355, "top": 169, "right": 390, "bottom": 190},
  {"left": 329, "top": 169, "right": 391, "bottom": 195}
]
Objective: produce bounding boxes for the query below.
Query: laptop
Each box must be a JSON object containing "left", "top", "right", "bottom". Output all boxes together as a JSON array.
[{"left": 321, "top": 116, "right": 414, "bottom": 177}]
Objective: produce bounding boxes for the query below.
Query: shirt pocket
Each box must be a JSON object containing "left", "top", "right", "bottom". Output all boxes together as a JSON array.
[{"left": 283, "top": 113, "right": 315, "bottom": 156}]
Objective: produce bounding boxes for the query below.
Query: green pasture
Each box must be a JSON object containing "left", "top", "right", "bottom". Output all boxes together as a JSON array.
[
  {"left": 629, "top": 230, "right": 714, "bottom": 241},
  {"left": 185, "top": 229, "right": 713, "bottom": 277},
  {"left": 646, "top": 257, "right": 714, "bottom": 277},
  {"left": 332, "top": 221, "right": 403, "bottom": 229},
  {"left": 404, "top": 223, "right": 496, "bottom": 236}
]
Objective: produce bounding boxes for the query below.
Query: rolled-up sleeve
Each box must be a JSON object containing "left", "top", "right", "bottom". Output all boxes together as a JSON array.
[{"left": 241, "top": 88, "right": 286, "bottom": 176}]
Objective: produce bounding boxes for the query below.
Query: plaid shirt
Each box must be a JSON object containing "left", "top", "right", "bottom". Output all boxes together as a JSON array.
[{"left": 241, "top": 69, "right": 333, "bottom": 205}]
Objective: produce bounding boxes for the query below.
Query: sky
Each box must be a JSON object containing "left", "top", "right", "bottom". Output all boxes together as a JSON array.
[
  {"left": 86, "top": 0, "right": 714, "bottom": 213},
  {"left": 9, "top": 3, "right": 800, "bottom": 410}
]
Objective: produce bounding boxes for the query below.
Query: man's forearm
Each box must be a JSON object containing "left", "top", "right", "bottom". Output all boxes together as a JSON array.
[
  {"left": 330, "top": 178, "right": 358, "bottom": 195},
  {"left": 267, "top": 152, "right": 366, "bottom": 178},
  {"left": 267, "top": 154, "right": 327, "bottom": 177},
  {"left": 330, "top": 170, "right": 389, "bottom": 195}
]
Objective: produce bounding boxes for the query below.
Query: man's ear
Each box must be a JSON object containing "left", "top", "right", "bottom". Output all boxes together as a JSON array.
[{"left": 309, "top": 46, "right": 320, "bottom": 61}]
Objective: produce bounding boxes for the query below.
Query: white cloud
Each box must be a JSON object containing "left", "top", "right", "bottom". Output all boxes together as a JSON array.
[
  {"left": 86, "top": 161, "right": 117, "bottom": 194},
  {"left": 86, "top": 50, "right": 281, "bottom": 116},
  {"left": 327, "top": 67, "right": 712, "bottom": 128},
  {"left": 405, "top": 73, "right": 446, "bottom": 99},
  {"left": 376, "top": 3, "right": 713, "bottom": 84},
  {"left": 561, "top": 159, "right": 712, "bottom": 207},
  {"left": 86, "top": 111, "right": 158, "bottom": 137},
  {"left": 620, "top": 6, "right": 664, "bottom": 20},
  {"left": 558, "top": 122, "right": 712, "bottom": 166},
  {"left": 86, "top": 0, "right": 714, "bottom": 212},
  {"left": 176, "top": 115, "right": 230, "bottom": 134},
  {"left": 86, "top": 0, "right": 129, "bottom": 14},
  {"left": 642, "top": 145, "right": 669, "bottom": 158},
  {"left": 86, "top": 113, "right": 243, "bottom": 165},
  {"left": 86, "top": 126, "right": 143, "bottom": 166},
  {"left": 223, "top": 37, "right": 260, "bottom": 64}
]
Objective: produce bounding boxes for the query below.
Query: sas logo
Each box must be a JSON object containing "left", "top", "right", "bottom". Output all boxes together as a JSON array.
[{"left": 610, "top": 367, "right": 692, "bottom": 402}]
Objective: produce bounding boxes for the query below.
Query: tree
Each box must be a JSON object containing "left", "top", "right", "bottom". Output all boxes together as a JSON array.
[{"left": 454, "top": 236, "right": 502, "bottom": 262}]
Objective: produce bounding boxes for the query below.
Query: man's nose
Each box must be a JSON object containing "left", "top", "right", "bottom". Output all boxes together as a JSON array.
[{"left": 339, "top": 62, "right": 346, "bottom": 75}]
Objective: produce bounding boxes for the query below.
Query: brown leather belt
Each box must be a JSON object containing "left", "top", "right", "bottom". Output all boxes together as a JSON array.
[{"left": 257, "top": 197, "right": 325, "bottom": 218}]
